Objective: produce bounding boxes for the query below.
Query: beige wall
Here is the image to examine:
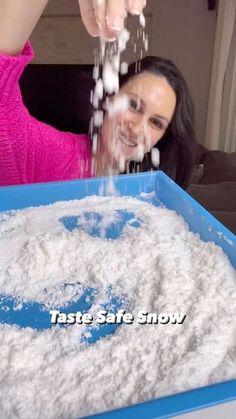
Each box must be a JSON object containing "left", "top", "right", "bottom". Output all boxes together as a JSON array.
[
  {"left": 30, "top": 0, "right": 217, "bottom": 143},
  {"left": 145, "top": 0, "right": 217, "bottom": 144}
]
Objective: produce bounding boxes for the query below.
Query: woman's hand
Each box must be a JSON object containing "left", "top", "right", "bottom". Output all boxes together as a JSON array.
[{"left": 78, "top": 0, "right": 146, "bottom": 41}]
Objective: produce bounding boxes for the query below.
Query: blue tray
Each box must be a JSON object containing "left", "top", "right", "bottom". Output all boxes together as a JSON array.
[{"left": 0, "top": 171, "right": 236, "bottom": 418}]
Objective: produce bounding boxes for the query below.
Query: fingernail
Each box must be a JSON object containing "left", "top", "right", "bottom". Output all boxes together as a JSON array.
[
  {"left": 130, "top": 0, "right": 143, "bottom": 15},
  {"left": 90, "top": 29, "right": 100, "bottom": 37},
  {"left": 101, "top": 35, "right": 117, "bottom": 42},
  {"left": 107, "top": 14, "right": 123, "bottom": 31}
]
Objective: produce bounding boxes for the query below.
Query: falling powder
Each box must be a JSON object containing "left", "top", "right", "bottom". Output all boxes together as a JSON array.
[
  {"left": 93, "top": 110, "right": 104, "bottom": 127},
  {"left": 93, "top": 78, "right": 104, "bottom": 108},
  {"left": 107, "top": 95, "right": 129, "bottom": 118},
  {"left": 90, "top": 14, "right": 150, "bottom": 178},
  {"left": 151, "top": 148, "right": 160, "bottom": 168},
  {"left": 0, "top": 195, "right": 236, "bottom": 418},
  {"left": 139, "top": 12, "right": 146, "bottom": 28},
  {"left": 91, "top": 27, "right": 131, "bottom": 168},
  {"left": 102, "top": 59, "right": 120, "bottom": 94},
  {"left": 120, "top": 61, "right": 128, "bottom": 74}
]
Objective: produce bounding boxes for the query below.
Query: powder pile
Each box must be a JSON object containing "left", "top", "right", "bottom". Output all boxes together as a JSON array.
[{"left": 0, "top": 195, "right": 236, "bottom": 418}]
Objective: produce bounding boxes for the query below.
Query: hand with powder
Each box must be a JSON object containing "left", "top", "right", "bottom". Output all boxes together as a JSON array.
[{"left": 78, "top": 0, "right": 147, "bottom": 41}]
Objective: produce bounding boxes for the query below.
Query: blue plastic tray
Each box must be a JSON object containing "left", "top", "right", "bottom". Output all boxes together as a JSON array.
[{"left": 0, "top": 171, "right": 236, "bottom": 418}]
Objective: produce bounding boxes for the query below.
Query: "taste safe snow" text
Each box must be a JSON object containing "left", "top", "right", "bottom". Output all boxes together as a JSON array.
[{"left": 50, "top": 309, "right": 187, "bottom": 325}]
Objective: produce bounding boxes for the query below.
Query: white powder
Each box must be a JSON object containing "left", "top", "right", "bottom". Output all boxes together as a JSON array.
[
  {"left": 135, "top": 142, "right": 145, "bottom": 161},
  {"left": 117, "top": 28, "right": 130, "bottom": 53},
  {"left": 151, "top": 147, "right": 160, "bottom": 167},
  {"left": 120, "top": 61, "right": 128, "bottom": 74},
  {"left": 91, "top": 28, "right": 131, "bottom": 170},
  {"left": 92, "top": 133, "right": 98, "bottom": 154},
  {"left": 100, "top": 28, "right": 130, "bottom": 96},
  {"left": 139, "top": 12, "right": 146, "bottom": 28},
  {"left": 93, "top": 78, "right": 104, "bottom": 109},
  {"left": 137, "top": 12, "right": 148, "bottom": 56},
  {"left": 102, "top": 60, "right": 119, "bottom": 94},
  {"left": 107, "top": 95, "right": 129, "bottom": 118},
  {"left": 93, "top": 110, "right": 104, "bottom": 127},
  {"left": 93, "top": 65, "right": 99, "bottom": 81},
  {"left": 91, "top": 17, "right": 149, "bottom": 183},
  {"left": 144, "top": 35, "right": 148, "bottom": 51},
  {"left": 0, "top": 195, "right": 236, "bottom": 418}
]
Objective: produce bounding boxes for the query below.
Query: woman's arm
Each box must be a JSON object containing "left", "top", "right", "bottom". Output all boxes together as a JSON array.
[
  {"left": 0, "top": 0, "right": 91, "bottom": 186},
  {"left": 0, "top": 0, "right": 49, "bottom": 55},
  {"left": 0, "top": 44, "right": 91, "bottom": 186}
]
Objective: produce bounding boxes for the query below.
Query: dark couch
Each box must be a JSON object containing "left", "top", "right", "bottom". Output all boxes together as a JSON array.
[
  {"left": 187, "top": 146, "right": 236, "bottom": 234},
  {"left": 19, "top": 65, "right": 236, "bottom": 235}
]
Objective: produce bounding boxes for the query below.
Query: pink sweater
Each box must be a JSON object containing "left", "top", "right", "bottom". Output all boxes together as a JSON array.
[{"left": 0, "top": 43, "right": 92, "bottom": 187}]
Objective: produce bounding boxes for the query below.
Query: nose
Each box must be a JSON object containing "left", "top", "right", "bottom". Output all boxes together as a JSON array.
[{"left": 127, "top": 115, "right": 146, "bottom": 138}]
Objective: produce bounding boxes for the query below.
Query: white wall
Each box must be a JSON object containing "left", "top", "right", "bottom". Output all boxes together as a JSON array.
[{"left": 31, "top": 0, "right": 217, "bottom": 143}]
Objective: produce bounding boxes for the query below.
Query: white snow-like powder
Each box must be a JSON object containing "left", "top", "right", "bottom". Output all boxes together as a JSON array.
[
  {"left": 100, "top": 28, "right": 130, "bottom": 96},
  {"left": 93, "top": 110, "right": 104, "bottom": 127},
  {"left": 93, "top": 78, "right": 104, "bottom": 108},
  {"left": 143, "top": 33, "right": 148, "bottom": 51},
  {"left": 90, "top": 16, "right": 149, "bottom": 181},
  {"left": 0, "top": 195, "right": 236, "bottom": 418},
  {"left": 135, "top": 142, "right": 145, "bottom": 161},
  {"left": 102, "top": 60, "right": 119, "bottom": 94},
  {"left": 117, "top": 28, "right": 130, "bottom": 53},
  {"left": 120, "top": 61, "right": 128, "bottom": 74},
  {"left": 92, "top": 133, "right": 98, "bottom": 154},
  {"left": 151, "top": 148, "right": 160, "bottom": 167},
  {"left": 91, "top": 27, "right": 132, "bottom": 181},
  {"left": 139, "top": 12, "right": 146, "bottom": 28},
  {"left": 107, "top": 95, "right": 129, "bottom": 118},
  {"left": 93, "top": 65, "right": 99, "bottom": 81}
]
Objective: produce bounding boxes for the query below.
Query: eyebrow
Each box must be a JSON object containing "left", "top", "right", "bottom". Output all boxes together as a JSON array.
[{"left": 127, "top": 92, "right": 170, "bottom": 125}]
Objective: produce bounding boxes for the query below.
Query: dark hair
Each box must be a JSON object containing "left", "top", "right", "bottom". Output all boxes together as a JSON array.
[{"left": 119, "top": 56, "right": 197, "bottom": 189}]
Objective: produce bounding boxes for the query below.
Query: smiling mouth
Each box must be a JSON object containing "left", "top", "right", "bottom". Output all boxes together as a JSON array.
[{"left": 119, "top": 136, "right": 137, "bottom": 148}]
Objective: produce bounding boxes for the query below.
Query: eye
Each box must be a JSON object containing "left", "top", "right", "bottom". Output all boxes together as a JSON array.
[
  {"left": 149, "top": 117, "right": 165, "bottom": 130},
  {"left": 129, "top": 98, "right": 142, "bottom": 112}
]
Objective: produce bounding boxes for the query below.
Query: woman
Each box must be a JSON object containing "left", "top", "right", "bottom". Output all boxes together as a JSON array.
[
  {"left": 97, "top": 56, "right": 196, "bottom": 188},
  {"left": 0, "top": 0, "right": 196, "bottom": 188}
]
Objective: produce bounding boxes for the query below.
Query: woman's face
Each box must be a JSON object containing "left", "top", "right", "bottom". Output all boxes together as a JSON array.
[{"left": 101, "top": 71, "right": 177, "bottom": 168}]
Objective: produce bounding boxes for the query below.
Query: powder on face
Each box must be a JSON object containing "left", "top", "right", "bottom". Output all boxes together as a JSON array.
[{"left": 0, "top": 195, "right": 236, "bottom": 418}]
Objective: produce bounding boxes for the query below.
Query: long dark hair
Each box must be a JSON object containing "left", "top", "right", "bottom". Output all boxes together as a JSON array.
[{"left": 119, "top": 56, "right": 197, "bottom": 189}]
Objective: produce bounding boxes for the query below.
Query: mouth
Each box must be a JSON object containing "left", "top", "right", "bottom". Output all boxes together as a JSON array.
[{"left": 119, "top": 135, "right": 137, "bottom": 148}]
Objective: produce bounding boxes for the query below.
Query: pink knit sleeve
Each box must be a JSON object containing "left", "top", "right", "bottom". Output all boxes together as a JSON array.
[{"left": 0, "top": 43, "right": 92, "bottom": 186}]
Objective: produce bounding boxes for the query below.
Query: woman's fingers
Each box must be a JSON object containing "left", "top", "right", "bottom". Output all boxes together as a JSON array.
[
  {"left": 126, "top": 0, "right": 146, "bottom": 15},
  {"left": 92, "top": 0, "right": 117, "bottom": 41},
  {"left": 78, "top": 0, "right": 147, "bottom": 41},
  {"left": 78, "top": 0, "right": 99, "bottom": 37},
  {"left": 106, "top": 0, "right": 126, "bottom": 31}
]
